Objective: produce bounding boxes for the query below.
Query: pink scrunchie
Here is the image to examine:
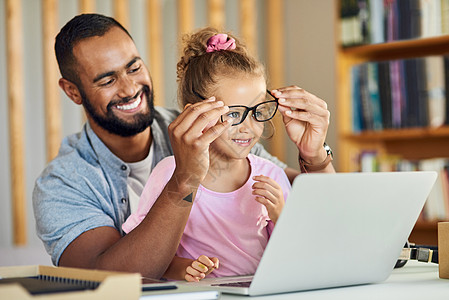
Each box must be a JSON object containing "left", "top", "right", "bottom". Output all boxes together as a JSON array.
[{"left": 206, "top": 34, "right": 236, "bottom": 53}]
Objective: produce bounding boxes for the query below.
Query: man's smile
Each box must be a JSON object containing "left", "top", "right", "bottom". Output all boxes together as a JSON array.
[
  {"left": 115, "top": 95, "right": 142, "bottom": 111},
  {"left": 111, "top": 90, "right": 145, "bottom": 113}
]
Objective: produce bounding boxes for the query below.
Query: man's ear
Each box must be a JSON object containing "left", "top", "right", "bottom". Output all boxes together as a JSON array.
[{"left": 59, "top": 78, "right": 82, "bottom": 105}]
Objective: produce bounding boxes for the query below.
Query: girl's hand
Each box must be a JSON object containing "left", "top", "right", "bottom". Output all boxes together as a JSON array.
[
  {"left": 185, "top": 255, "right": 219, "bottom": 282},
  {"left": 252, "top": 175, "right": 285, "bottom": 224}
]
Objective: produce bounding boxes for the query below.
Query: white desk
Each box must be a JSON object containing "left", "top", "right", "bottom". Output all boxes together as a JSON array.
[
  {"left": 142, "top": 261, "right": 448, "bottom": 299},
  {"left": 219, "top": 261, "right": 448, "bottom": 299}
]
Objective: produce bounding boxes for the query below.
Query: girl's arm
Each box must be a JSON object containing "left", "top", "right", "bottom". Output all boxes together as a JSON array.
[{"left": 164, "top": 255, "right": 219, "bottom": 282}]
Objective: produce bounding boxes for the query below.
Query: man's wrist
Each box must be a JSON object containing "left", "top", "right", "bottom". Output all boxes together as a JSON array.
[
  {"left": 299, "top": 143, "right": 333, "bottom": 173},
  {"left": 164, "top": 174, "right": 200, "bottom": 205}
]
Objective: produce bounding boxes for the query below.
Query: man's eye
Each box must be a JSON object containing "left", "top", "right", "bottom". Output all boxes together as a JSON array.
[
  {"left": 99, "top": 79, "right": 114, "bottom": 86},
  {"left": 129, "top": 65, "right": 141, "bottom": 73}
]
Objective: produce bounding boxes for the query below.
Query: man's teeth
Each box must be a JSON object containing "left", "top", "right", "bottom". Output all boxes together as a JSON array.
[
  {"left": 116, "top": 97, "right": 142, "bottom": 110},
  {"left": 233, "top": 139, "right": 251, "bottom": 144}
]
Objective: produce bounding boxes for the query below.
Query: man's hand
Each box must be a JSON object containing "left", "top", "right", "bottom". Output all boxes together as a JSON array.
[
  {"left": 252, "top": 175, "right": 284, "bottom": 224},
  {"left": 271, "top": 86, "right": 330, "bottom": 166},
  {"left": 168, "top": 98, "right": 232, "bottom": 190},
  {"left": 185, "top": 255, "right": 219, "bottom": 282}
]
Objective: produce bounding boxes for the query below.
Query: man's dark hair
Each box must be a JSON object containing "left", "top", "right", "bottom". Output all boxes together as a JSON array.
[{"left": 55, "top": 13, "right": 132, "bottom": 87}]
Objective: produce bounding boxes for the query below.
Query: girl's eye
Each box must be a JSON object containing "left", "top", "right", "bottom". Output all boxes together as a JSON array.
[
  {"left": 228, "top": 111, "right": 241, "bottom": 119},
  {"left": 254, "top": 111, "right": 263, "bottom": 119}
]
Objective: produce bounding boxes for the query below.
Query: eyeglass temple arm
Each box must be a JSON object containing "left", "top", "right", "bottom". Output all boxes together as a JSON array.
[{"left": 192, "top": 89, "right": 207, "bottom": 100}]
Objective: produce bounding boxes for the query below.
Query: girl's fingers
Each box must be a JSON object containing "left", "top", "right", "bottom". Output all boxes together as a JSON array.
[
  {"left": 191, "top": 261, "right": 210, "bottom": 273},
  {"left": 197, "top": 255, "right": 217, "bottom": 269},
  {"left": 254, "top": 196, "right": 274, "bottom": 209},
  {"left": 185, "top": 273, "right": 203, "bottom": 282},
  {"left": 252, "top": 176, "right": 282, "bottom": 201},
  {"left": 253, "top": 189, "right": 276, "bottom": 202},
  {"left": 186, "top": 265, "right": 206, "bottom": 278},
  {"left": 272, "top": 86, "right": 328, "bottom": 110},
  {"left": 210, "top": 257, "right": 220, "bottom": 269}
]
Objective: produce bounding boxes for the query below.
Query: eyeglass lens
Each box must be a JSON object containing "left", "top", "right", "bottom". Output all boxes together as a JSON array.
[{"left": 221, "top": 101, "right": 278, "bottom": 125}]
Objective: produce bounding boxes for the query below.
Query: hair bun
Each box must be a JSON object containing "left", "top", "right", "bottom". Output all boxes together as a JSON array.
[{"left": 206, "top": 34, "right": 236, "bottom": 53}]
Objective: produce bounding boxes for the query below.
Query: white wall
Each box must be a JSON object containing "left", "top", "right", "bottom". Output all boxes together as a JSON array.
[
  {"left": 284, "top": 0, "right": 337, "bottom": 168},
  {"left": 0, "top": 0, "right": 336, "bottom": 265}
]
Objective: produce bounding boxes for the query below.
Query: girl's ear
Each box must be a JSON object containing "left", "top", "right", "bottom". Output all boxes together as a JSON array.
[{"left": 59, "top": 78, "right": 83, "bottom": 105}]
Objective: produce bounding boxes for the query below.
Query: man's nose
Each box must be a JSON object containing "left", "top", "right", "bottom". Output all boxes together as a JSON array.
[{"left": 116, "top": 75, "right": 137, "bottom": 98}]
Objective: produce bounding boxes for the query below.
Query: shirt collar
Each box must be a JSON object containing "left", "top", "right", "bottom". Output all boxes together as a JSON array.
[{"left": 84, "top": 122, "right": 129, "bottom": 174}]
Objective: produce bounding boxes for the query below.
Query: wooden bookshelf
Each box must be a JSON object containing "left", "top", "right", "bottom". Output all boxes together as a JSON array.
[
  {"left": 336, "top": 13, "right": 449, "bottom": 246},
  {"left": 337, "top": 37, "right": 449, "bottom": 173}
]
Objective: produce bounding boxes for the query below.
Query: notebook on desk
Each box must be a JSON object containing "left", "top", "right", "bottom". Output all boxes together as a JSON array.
[{"left": 183, "top": 171, "right": 437, "bottom": 296}]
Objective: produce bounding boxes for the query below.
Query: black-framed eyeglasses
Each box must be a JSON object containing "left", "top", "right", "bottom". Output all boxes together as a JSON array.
[{"left": 193, "top": 89, "right": 279, "bottom": 126}]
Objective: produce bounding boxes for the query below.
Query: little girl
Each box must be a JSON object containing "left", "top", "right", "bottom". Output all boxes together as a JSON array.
[{"left": 123, "top": 27, "right": 291, "bottom": 282}]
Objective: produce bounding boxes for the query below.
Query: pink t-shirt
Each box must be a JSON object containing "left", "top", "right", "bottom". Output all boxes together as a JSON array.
[{"left": 122, "top": 154, "right": 291, "bottom": 277}]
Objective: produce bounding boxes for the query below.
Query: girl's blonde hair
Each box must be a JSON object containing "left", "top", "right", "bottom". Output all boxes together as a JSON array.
[{"left": 176, "top": 27, "right": 266, "bottom": 108}]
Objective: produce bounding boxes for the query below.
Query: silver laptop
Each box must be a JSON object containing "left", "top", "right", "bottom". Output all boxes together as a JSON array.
[{"left": 182, "top": 171, "right": 437, "bottom": 296}]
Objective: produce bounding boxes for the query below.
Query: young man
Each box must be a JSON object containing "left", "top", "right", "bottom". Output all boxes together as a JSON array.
[{"left": 33, "top": 14, "right": 334, "bottom": 279}]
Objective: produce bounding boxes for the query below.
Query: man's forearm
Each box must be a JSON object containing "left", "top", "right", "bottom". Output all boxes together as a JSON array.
[
  {"left": 284, "top": 161, "right": 336, "bottom": 184},
  {"left": 101, "top": 177, "right": 196, "bottom": 277},
  {"left": 59, "top": 177, "right": 197, "bottom": 279},
  {"left": 305, "top": 162, "right": 336, "bottom": 173}
]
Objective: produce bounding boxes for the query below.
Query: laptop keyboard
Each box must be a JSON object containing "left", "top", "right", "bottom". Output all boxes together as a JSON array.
[{"left": 212, "top": 281, "right": 252, "bottom": 288}]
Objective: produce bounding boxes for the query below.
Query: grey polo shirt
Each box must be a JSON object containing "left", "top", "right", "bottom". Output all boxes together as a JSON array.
[{"left": 33, "top": 106, "right": 287, "bottom": 265}]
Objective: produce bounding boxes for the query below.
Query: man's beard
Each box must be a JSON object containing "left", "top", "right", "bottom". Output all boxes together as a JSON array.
[{"left": 81, "top": 85, "right": 155, "bottom": 137}]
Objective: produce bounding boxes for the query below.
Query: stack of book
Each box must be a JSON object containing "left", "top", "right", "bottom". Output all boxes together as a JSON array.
[
  {"left": 350, "top": 55, "right": 449, "bottom": 132},
  {"left": 0, "top": 265, "right": 141, "bottom": 299},
  {"left": 340, "top": 0, "right": 449, "bottom": 47}
]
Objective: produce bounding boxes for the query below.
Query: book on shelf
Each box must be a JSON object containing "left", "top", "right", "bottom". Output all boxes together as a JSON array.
[
  {"left": 443, "top": 0, "right": 449, "bottom": 35},
  {"left": 340, "top": 0, "right": 370, "bottom": 46},
  {"left": 377, "top": 61, "right": 393, "bottom": 129},
  {"left": 369, "top": 0, "right": 385, "bottom": 43},
  {"left": 420, "top": 159, "right": 449, "bottom": 220},
  {"left": 426, "top": 56, "right": 446, "bottom": 127},
  {"left": 390, "top": 59, "right": 404, "bottom": 128},
  {"left": 409, "top": 0, "right": 423, "bottom": 39},
  {"left": 416, "top": 57, "right": 430, "bottom": 127},
  {"left": 350, "top": 55, "right": 448, "bottom": 132},
  {"left": 384, "top": 0, "right": 397, "bottom": 42},
  {"left": 367, "top": 63, "right": 383, "bottom": 130},
  {"left": 403, "top": 59, "right": 419, "bottom": 128},
  {"left": 351, "top": 64, "right": 364, "bottom": 132},
  {"left": 340, "top": 0, "right": 448, "bottom": 47},
  {"left": 421, "top": 0, "right": 442, "bottom": 38},
  {"left": 351, "top": 62, "right": 384, "bottom": 132},
  {"left": 396, "top": 0, "right": 422, "bottom": 40},
  {"left": 357, "top": 152, "right": 449, "bottom": 221},
  {"left": 360, "top": 64, "right": 375, "bottom": 130}
]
